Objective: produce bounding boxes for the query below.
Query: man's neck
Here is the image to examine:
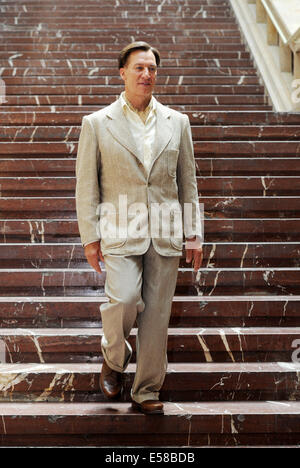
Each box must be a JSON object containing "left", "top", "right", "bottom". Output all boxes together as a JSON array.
[{"left": 124, "top": 92, "right": 152, "bottom": 112}]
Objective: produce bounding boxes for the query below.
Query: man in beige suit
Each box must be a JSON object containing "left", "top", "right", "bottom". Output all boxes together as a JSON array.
[{"left": 76, "top": 42, "right": 203, "bottom": 414}]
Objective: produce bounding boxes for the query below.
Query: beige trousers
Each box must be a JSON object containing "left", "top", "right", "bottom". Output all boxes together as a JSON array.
[{"left": 100, "top": 241, "right": 180, "bottom": 404}]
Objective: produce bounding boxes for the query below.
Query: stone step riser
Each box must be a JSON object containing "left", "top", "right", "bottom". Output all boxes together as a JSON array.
[
  {"left": 2, "top": 94, "right": 266, "bottom": 106},
  {"left": 197, "top": 159, "right": 300, "bottom": 176},
  {"left": 0, "top": 0, "right": 230, "bottom": 4},
  {"left": 0, "top": 243, "right": 299, "bottom": 268},
  {"left": 0, "top": 20, "right": 239, "bottom": 28},
  {"left": 3, "top": 125, "right": 298, "bottom": 141},
  {"left": 2, "top": 57, "right": 251, "bottom": 67},
  {"left": 1, "top": 197, "right": 300, "bottom": 218},
  {"left": 0, "top": 51, "right": 251, "bottom": 60},
  {"left": 4, "top": 159, "right": 300, "bottom": 177},
  {"left": 0, "top": 68, "right": 261, "bottom": 79},
  {"left": 0, "top": 270, "right": 300, "bottom": 295},
  {"left": 2, "top": 141, "right": 298, "bottom": 157},
  {"left": 2, "top": 9, "right": 232, "bottom": 16},
  {"left": 0, "top": 219, "right": 299, "bottom": 243},
  {"left": 0, "top": 298, "right": 298, "bottom": 326},
  {"left": 2, "top": 177, "right": 300, "bottom": 197},
  {"left": 197, "top": 178, "right": 300, "bottom": 196},
  {"left": 0, "top": 431, "right": 299, "bottom": 447},
  {"left": 3, "top": 165, "right": 300, "bottom": 178},
  {"left": 1, "top": 76, "right": 259, "bottom": 87},
  {"left": 0, "top": 316, "right": 298, "bottom": 328},
  {"left": 0, "top": 44, "right": 246, "bottom": 52},
  {"left": 2, "top": 111, "right": 295, "bottom": 126},
  {"left": 0, "top": 366, "right": 299, "bottom": 402},
  {"left": 0, "top": 31, "right": 243, "bottom": 40},
  {"left": 1, "top": 10, "right": 233, "bottom": 16},
  {"left": 2, "top": 84, "right": 263, "bottom": 98},
  {"left": 0, "top": 329, "right": 299, "bottom": 363}
]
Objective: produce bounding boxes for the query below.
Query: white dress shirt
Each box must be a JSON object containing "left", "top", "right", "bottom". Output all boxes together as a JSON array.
[{"left": 120, "top": 91, "right": 157, "bottom": 173}]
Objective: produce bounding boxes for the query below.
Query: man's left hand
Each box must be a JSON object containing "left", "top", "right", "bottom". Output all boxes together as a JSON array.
[{"left": 185, "top": 237, "right": 203, "bottom": 272}]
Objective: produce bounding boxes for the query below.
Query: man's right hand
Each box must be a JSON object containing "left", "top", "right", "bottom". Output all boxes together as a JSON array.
[{"left": 84, "top": 240, "right": 104, "bottom": 274}]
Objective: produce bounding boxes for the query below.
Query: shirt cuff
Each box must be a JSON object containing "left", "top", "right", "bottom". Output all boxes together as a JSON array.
[{"left": 83, "top": 239, "right": 101, "bottom": 248}]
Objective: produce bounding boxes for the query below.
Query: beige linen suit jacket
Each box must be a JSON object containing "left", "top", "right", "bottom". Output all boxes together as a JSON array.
[{"left": 75, "top": 95, "right": 201, "bottom": 257}]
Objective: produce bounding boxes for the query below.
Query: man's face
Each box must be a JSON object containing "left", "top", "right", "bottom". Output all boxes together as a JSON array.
[{"left": 119, "top": 49, "right": 157, "bottom": 100}]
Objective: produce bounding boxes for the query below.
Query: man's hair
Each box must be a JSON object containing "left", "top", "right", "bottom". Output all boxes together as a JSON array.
[{"left": 118, "top": 41, "right": 161, "bottom": 69}]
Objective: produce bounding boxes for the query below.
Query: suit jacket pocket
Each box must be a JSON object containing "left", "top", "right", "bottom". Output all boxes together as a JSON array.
[
  {"left": 167, "top": 149, "right": 179, "bottom": 177},
  {"left": 170, "top": 209, "right": 183, "bottom": 250},
  {"left": 98, "top": 210, "right": 127, "bottom": 248}
]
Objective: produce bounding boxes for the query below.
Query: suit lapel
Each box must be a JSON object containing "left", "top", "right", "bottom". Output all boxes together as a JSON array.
[
  {"left": 152, "top": 101, "right": 173, "bottom": 164},
  {"left": 105, "top": 98, "right": 142, "bottom": 164}
]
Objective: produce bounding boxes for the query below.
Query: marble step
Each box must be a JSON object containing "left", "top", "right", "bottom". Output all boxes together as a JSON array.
[
  {"left": 0, "top": 21, "right": 239, "bottom": 30},
  {"left": 0, "top": 219, "right": 80, "bottom": 243},
  {"left": 0, "top": 51, "right": 252, "bottom": 60},
  {"left": 1, "top": 10, "right": 238, "bottom": 18},
  {"left": 2, "top": 94, "right": 267, "bottom": 109},
  {"left": 194, "top": 141, "right": 300, "bottom": 157},
  {"left": 3, "top": 9, "right": 232, "bottom": 18},
  {"left": 0, "top": 296, "right": 299, "bottom": 328},
  {"left": 204, "top": 218, "right": 300, "bottom": 242},
  {"left": 1, "top": 105, "right": 272, "bottom": 113},
  {"left": 2, "top": 84, "right": 263, "bottom": 100},
  {"left": 0, "top": 67, "right": 261, "bottom": 79},
  {"left": 1, "top": 9, "right": 233, "bottom": 18},
  {"left": 193, "top": 126, "right": 300, "bottom": 141},
  {"left": 0, "top": 43, "right": 248, "bottom": 53},
  {"left": 2, "top": 75, "right": 260, "bottom": 87},
  {"left": 0, "top": 243, "right": 300, "bottom": 269},
  {"left": 202, "top": 196, "right": 300, "bottom": 217},
  {"left": 1, "top": 111, "right": 295, "bottom": 126},
  {"left": 0, "top": 400, "right": 300, "bottom": 447},
  {"left": 2, "top": 57, "right": 250, "bottom": 68},
  {"left": 1, "top": 3, "right": 232, "bottom": 12},
  {"left": 0, "top": 362, "right": 299, "bottom": 402},
  {"left": 0, "top": 327, "right": 299, "bottom": 363},
  {"left": 197, "top": 158, "right": 300, "bottom": 176},
  {"left": 1, "top": 0, "right": 230, "bottom": 5},
  {"left": 0, "top": 30, "right": 244, "bottom": 41},
  {"left": 4, "top": 120, "right": 293, "bottom": 143},
  {"left": 0, "top": 0, "right": 230, "bottom": 3},
  {"left": 1, "top": 141, "right": 297, "bottom": 158},
  {"left": 0, "top": 159, "right": 75, "bottom": 176},
  {"left": 1, "top": 176, "right": 300, "bottom": 196},
  {"left": 197, "top": 177, "right": 300, "bottom": 196},
  {"left": 1, "top": 267, "right": 300, "bottom": 296},
  {"left": 0, "top": 218, "right": 299, "bottom": 243},
  {"left": 3, "top": 123, "right": 297, "bottom": 142},
  {"left": 4, "top": 158, "right": 300, "bottom": 178},
  {"left": 1, "top": 196, "right": 300, "bottom": 218}
]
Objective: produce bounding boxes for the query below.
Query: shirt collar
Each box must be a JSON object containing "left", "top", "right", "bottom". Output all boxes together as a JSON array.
[{"left": 120, "top": 91, "right": 156, "bottom": 115}]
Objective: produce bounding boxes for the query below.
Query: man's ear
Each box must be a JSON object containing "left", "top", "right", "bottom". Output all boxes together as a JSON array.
[{"left": 119, "top": 67, "right": 126, "bottom": 83}]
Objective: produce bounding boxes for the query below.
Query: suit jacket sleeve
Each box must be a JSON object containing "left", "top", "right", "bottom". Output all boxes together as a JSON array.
[
  {"left": 75, "top": 115, "right": 101, "bottom": 247},
  {"left": 177, "top": 114, "right": 203, "bottom": 245}
]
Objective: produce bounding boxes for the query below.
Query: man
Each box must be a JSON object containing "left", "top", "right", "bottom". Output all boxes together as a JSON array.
[{"left": 76, "top": 42, "right": 203, "bottom": 415}]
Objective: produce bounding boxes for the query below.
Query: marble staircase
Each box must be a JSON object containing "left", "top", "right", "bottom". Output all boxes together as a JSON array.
[{"left": 0, "top": 0, "right": 300, "bottom": 447}]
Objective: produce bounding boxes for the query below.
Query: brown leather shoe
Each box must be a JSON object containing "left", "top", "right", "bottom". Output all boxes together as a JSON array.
[
  {"left": 99, "top": 360, "right": 122, "bottom": 399},
  {"left": 131, "top": 399, "right": 164, "bottom": 415}
]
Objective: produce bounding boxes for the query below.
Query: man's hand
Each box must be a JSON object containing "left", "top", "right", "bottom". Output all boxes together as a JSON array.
[
  {"left": 84, "top": 240, "right": 104, "bottom": 274},
  {"left": 185, "top": 236, "right": 203, "bottom": 272}
]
